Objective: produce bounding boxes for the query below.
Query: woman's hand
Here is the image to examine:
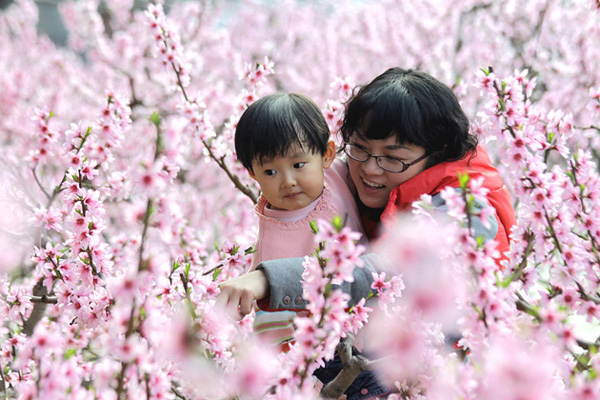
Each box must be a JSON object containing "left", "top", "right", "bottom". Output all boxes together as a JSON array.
[{"left": 215, "top": 270, "right": 269, "bottom": 319}]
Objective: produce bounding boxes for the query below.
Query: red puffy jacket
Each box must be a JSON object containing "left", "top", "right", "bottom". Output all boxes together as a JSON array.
[{"left": 379, "top": 146, "right": 516, "bottom": 264}]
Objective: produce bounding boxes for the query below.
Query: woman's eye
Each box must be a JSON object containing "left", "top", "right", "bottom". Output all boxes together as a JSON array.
[
  {"left": 386, "top": 156, "right": 405, "bottom": 163},
  {"left": 264, "top": 169, "right": 276, "bottom": 176},
  {"left": 293, "top": 162, "right": 306, "bottom": 169}
]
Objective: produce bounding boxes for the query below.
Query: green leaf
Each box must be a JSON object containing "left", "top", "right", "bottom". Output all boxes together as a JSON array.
[
  {"left": 497, "top": 97, "right": 505, "bottom": 111},
  {"left": 64, "top": 348, "right": 77, "bottom": 360},
  {"left": 475, "top": 236, "right": 484, "bottom": 248},
  {"left": 83, "top": 126, "right": 92, "bottom": 140},
  {"left": 331, "top": 215, "right": 343, "bottom": 231},
  {"left": 48, "top": 111, "right": 55, "bottom": 118},
  {"left": 212, "top": 267, "right": 223, "bottom": 281},
  {"left": 310, "top": 220, "right": 318, "bottom": 235},
  {"left": 172, "top": 260, "right": 180, "bottom": 272},
  {"left": 466, "top": 193, "right": 475, "bottom": 210},
  {"left": 184, "top": 263, "right": 191, "bottom": 278},
  {"left": 565, "top": 170, "right": 575, "bottom": 181},
  {"left": 457, "top": 172, "right": 470, "bottom": 189},
  {"left": 150, "top": 111, "right": 161, "bottom": 127}
]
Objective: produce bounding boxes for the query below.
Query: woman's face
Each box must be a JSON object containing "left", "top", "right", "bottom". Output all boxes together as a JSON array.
[{"left": 347, "top": 135, "right": 429, "bottom": 209}]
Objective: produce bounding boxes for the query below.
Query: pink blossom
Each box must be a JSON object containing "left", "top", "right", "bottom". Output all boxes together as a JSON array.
[
  {"left": 371, "top": 271, "right": 391, "bottom": 294},
  {"left": 476, "top": 334, "right": 566, "bottom": 400},
  {"left": 1, "top": 1, "right": 600, "bottom": 398},
  {"left": 349, "top": 297, "right": 372, "bottom": 332},
  {"left": 32, "top": 206, "right": 63, "bottom": 232},
  {"left": 6, "top": 286, "right": 33, "bottom": 322}
]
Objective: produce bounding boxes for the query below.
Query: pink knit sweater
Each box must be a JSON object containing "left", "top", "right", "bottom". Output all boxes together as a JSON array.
[{"left": 252, "top": 159, "right": 367, "bottom": 267}]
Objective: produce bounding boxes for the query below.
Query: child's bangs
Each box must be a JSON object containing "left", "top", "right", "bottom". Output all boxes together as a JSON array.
[{"left": 255, "top": 117, "right": 306, "bottom": 164}]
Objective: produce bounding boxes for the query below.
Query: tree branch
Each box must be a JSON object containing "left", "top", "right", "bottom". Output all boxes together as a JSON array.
[
  {"left": 320, "top": 336, "right": 369, "bottom": 399},
  {"left": 201, "top": 141, "right": 258, "bottom": 204},
  {"left": 23, "top": 281, "right": 54, "bottom": 336},
  {"left": 163, "top": 37, "right": 258, "bottom": 204},
  {"left": 575, "top": 281, "right": 600, "bottom": 305},
  {"left": 30, "top": 295, "right": 58, "bottom": 304},
  {"left": 31, "top": 167, "right": 51, "bottom": 200}
]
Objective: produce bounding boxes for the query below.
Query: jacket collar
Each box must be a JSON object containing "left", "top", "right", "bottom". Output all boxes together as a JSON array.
[{"left": 386, "top": 146, "right": 503, "bottom": 211}]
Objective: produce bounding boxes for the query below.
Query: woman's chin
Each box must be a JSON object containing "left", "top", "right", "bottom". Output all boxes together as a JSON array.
[{"left": 358, "top": 192, "right": 388, "bottom": 209}]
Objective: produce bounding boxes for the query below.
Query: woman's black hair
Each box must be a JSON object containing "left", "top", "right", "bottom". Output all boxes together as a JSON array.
[
  {"left": 340, "top": 68, "right": 477, "bottom": 167},
  {"left": 235, "top": 93, "right": 330, "bottom": 171}
]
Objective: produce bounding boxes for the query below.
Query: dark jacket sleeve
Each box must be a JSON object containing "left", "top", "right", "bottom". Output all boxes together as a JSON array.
[
  {"left": 431, "top": 190, "right": 498, "bottom": 242},
  {"left": 256, "top": 253, "right": 380, "bottom": 311}
]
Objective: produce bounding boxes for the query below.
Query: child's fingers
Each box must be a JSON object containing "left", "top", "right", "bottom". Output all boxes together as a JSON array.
[
  {"left": 215, "top": 286, "right": 243, "bottom": 320},
  {"left": 238, "top": 290, "right": 255, "bottom": 316},
  {"left": 215, "top": 270, "right": 269, "bottom": 319}
]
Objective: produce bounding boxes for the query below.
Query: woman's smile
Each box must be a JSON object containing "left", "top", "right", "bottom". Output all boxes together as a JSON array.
[{"left": 361, "top": 177, "right": 385, "bottom": 190}]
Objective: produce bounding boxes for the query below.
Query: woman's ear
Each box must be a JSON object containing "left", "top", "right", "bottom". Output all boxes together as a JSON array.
[{"left": 322, "top": 140, "right": 336, "bottom": 169}]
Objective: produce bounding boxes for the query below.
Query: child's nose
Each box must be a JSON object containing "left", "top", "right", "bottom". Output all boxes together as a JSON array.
[{"left": 281, "top": 171, "right": 297, "bottom": 187}]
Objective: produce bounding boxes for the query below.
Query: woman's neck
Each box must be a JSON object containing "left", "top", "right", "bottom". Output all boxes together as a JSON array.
[{"left": 356, "top": 196, "right": 384, "bottom": 241}]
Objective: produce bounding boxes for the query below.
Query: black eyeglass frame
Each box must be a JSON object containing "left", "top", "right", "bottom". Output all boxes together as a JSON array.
[{"left": 342, "top": 142, "right": 430, "bottom": 173}]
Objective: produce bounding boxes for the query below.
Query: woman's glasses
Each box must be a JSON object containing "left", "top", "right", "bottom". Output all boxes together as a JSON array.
[{"left": 342, "top": 143, "right": 429, "bottom": 173}]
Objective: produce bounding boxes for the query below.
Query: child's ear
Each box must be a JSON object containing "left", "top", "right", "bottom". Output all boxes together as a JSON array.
[
  {"left": 322, "top": 140, "right": 336, "bottom": 169},
  {"left": 248, "top": 169, "right": 257, "bottom": 181}
]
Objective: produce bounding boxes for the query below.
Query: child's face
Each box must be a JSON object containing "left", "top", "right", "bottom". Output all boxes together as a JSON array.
[
  {"left": 250, "top": 141, "right": 335, "bottom": 211},
  {"left": 347, "top": 134, "right": 428, "bottom": 209}
]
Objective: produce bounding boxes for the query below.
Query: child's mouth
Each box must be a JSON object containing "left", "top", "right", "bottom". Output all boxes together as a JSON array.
[{"left": 285, "top": 192, "right": 301, "bottom": 199}]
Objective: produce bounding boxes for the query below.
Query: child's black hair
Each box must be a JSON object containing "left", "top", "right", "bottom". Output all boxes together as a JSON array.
[
  {"left": 340, "top": 67, "right": 477, "bottom": 168},
  {"left": 235, "top": 93, "right": 330, "bottom": 172}
]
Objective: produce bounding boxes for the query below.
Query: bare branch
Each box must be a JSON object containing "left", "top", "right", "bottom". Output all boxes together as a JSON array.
[
  {"left": 30, "top": 295, "right": 58, "bottom": 304},
  {"left": 575, "top": 281, "right": 600, "bottom": 305},
  {"left": 320, "top": 336, "right": 369, "bottom": 399},
  {"left": 31, "top": 167, "right": 51, "bottom": 200},
  {"left": 24, "top": 281, "right": 54, "bottom": 336},
  {"left": 202, "top": 141, "right": 258, "bottom": 204}
]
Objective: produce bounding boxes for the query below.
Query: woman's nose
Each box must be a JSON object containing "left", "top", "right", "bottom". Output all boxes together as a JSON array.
[{"left": 362, "top": 156, "right": 382, "bottom": 175}]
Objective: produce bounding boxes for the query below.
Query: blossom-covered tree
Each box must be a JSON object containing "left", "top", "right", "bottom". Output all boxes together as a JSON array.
[{"left": 1, "top": 0, "right": 599, "bottom": 399}]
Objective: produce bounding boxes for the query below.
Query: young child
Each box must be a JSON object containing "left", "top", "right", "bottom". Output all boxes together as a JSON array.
[{"left": 234, "top": 92, "right": 368, "bottom": 348}]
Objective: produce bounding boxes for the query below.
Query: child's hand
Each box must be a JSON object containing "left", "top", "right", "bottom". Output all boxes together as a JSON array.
[{"left": 215, "top": 270, "right": 269, "bottom": 320}]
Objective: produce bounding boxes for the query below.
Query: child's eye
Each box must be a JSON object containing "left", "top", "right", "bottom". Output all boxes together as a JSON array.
[
  {"left": 293, "top": 162, "right": 306, "bottom": 169},
  {"left": 264, "top": 169, "right": 276, "bottom": 176}
]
